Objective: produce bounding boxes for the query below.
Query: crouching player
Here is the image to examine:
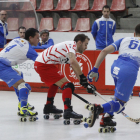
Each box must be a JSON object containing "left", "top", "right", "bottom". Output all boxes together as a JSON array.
[
  {"left": 34, "top": 34, "right": 95, "bottom": 123},
  {"left": 87, "top": 24, "right": 140, "bottom": 128},
  {"left": 0, "top": 28, "right": 39, "bottom": 118}
]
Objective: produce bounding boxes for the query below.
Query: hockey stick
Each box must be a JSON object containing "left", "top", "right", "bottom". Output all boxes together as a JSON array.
[
  {"left": 95, "top": 91, "right": 140, "bottom": 123},
  {"left": 72, "top": 92, "right": 140, "bottom": 123},
  {"left": 72, "top": 92, "right": 91, "bottom": 104}
]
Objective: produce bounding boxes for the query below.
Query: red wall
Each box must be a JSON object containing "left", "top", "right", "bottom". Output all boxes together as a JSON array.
[{"left": 0, "top": 49, "right": 140, "bottom": 96}]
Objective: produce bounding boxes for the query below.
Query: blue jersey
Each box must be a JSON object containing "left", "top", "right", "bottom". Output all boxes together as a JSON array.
[
  {"left": 0, "top": 38, "right": 38, "bottom": 66},
  {"left": 91, "top": 16, "right": 116, "bottom": 50},
  {"left": 111, "top": 37, "right": 140, "bottom": 102},
  {"left": 112, "top": 37, "right": 140, "bottom": 68}
]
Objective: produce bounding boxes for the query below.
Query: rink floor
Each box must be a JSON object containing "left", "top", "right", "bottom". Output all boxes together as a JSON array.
[{"left": 0, "top": 91, "right": 140, "bottom": 140}]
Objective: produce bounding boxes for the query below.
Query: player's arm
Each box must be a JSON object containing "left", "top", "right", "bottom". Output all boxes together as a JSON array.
[
  {"left": 87, "top": 45, "right": 115, "bottom": 82},
  {"left": 91, "top": 21, "right": 97, "bottom": 41},
  {"left": 87, "top": 38, "right": 123, "bottom": 82},
  {"left": 68, "top": 52, "right": 82, "bottom": 80},
  {"left": 68, "top": 52, "right": 89, "bottom": 88},
  {"left": 26, "top": 44, "right": 38, "bottom": 61},
  {"left": 94, "top": 45, "right": 115, "bottom": 68}
]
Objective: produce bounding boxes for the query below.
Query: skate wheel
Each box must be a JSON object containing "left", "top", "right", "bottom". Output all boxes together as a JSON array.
[
  {"left": 85, "top": 104, "right": 89, "bottom": 109},
  {"left": 110, "top": 127, "right": 116, "bottom": 133},
  {"left": 103, "top": 128, "right": 108, "bottom": 133},
  {"left": 88, "top": 105, "right": 94, "bottom": 111},
  {"left": 136, "top": 122, "right": 139, "bottom": 124},
  {"left": 84, "top": 123, "right": 89, "bottom": 128},
  {"left": 17, "top": 112, "right": 20, "bottom": 116},
  {"left": 77, "top": 120, "right": 81, "bottom": 124},
  {"left": 64, "top": 120, "right": 70, "bottom": 125},
  {"left": 73, "top": 120, "right": 77, "bottom": 125},
  {"left": 29, "top": 117, "right": 36, "bottom": 122},
  {"left": 83, "top": 117, "right": 87, "bottom": 122},
  {"left": 44, "top": 114, "right": 49, "bottom": 119},
  {"left": 86, "top": 118, "right": 92, "bottom": 124},
  {"left": 54, "top": 115, "right": 59, "bottom": 119},
  {"left": 98, "top": 128, "right": 103, "bottom": 133},
  {"left": 20, "top": 117, "right": 27, "bottom": 122},
  {"left": 73, "top": 120, "right": 81, "bottom": 125}
]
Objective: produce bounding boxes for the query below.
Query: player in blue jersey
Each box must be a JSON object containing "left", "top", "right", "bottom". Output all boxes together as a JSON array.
[
  {"left": 0, "top": 28, "right": 39, "bottom": 117},
  {"left": 87, "top": 24, "right": 140, "bottom": 128}
]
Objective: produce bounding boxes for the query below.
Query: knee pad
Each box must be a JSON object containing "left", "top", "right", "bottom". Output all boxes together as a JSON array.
[
  {"left": 108, "top": 100, "right": 127, "bottom": 114},
  {"left": 18, "top": 83, "right": 31, "bottom": 95},
  {"left": 61, "top": 82, "right": 75, "bottom": 93}
]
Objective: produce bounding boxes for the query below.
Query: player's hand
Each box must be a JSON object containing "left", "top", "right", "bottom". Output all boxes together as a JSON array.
[
  {"left": 87, "top": 67, "right": 99, "bottom": 82},
  {"left": 86, "top": 84, "right": 97, "bottom": 95},
  {"left": 79, "top": 74, "right": 89, "bottom": 88}
]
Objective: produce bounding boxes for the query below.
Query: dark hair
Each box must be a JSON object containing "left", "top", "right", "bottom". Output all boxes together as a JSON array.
[
  {"left": 135, "top": 24, "right": 140, "bottom": 35},
  {"left": 102, "top": 5, "right": 110, "bottom": 11},
  {"left": 74, "top": 34, "right": 90, "bottom": 43},
  {"left": 25, "top": 28, "right": 39, "bottom": 41},
  {"left": 18, "top": 26, "right": 26, "bottom": 32}
]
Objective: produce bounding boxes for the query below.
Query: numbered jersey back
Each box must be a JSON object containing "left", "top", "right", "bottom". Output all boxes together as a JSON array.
[
  {"left": 119, "top": 37, "right": 140, "bottom": 58},
  {"left": 0, "top": 38, "right": 29, "bottom": 66}
]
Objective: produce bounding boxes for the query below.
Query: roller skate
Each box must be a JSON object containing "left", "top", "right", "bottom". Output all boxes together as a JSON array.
[
  {"left": 83, "top": 104, "right": 103, "bottom": 128},
  {"left": 43, "top": 104, "right": 63, "bottom": 120},
  {"left": 98, "top": 114, "right": 116, "bottom": 133},
  {"left": 18, "top": 102, "right": 34, "bottom": 111},
  {"left": 17, "top": 106, "right": 38, "bottom": 122},
  {"left": 63, "top": 98, "right": 83, "bottom": 125}
]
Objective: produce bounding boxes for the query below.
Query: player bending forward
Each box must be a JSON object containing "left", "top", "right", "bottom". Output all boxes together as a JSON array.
[
  {"left": 34, "top": 34, "right": 95, "bottom": 122},
  {"left": 87, "top": 24, "right": 140, "bottom": 128},
  {"left": 0, "top": 28, "right": 39, "bottom": 118}
]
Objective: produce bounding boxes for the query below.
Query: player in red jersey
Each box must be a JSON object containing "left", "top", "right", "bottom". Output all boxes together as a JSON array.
[{"left": 34, "top": 34, "right": 96, "bottom": 124}]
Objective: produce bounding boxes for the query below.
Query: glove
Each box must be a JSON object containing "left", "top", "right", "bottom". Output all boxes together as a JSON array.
[
  {"left": 79, "top": 74, "right": 89, "bottom": 88},
  {"left": 86, "top": 84, "right": 97, "bottom": 95},
  {"left": 87, "top": 67, "right": 99, "bottom": 82}
]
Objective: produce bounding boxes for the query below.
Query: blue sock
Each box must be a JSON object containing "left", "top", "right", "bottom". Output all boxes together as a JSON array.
[
  {"left": 14, "top": 87, "right": 20, "bottom": 102},
  {"left": 14, "top": 72, "right": 23, "bottom": 102},
  {"left": 102, "top": 100, "right": 120, "bottom": 113},
  {"left": 19, "top": 88, "right": 29, "bottom": 107}
]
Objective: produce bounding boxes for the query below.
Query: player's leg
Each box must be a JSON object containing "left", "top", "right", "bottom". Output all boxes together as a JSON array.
[
  {"left": 55, "top": 79, "right": 83, "bottom": 119},
  {"left": 34, "top": 62, "right": 64, "bottom": 116},
  {"left": 13, "top": 80, "right": 38, "bottom": 116},
  {"left": 13, "top": 69, "right": 24, "bottom": 101},
  {"left": 34, "top": 62, "right": 83, "bottom": 120},
  {"left": 43, "top": 84, "right": 63, "bottom": 115},
  {"left": 95, "top": 59, "right": 138, "bottom": 126},
  {"left": 12, "top": 69, "right": 34, "bottom": 111},
  {"left": 0, "top": 64, "right": 37, "bottom": 116}
]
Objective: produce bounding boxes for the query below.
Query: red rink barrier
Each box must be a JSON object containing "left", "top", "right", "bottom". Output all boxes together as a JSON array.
[{"left": 0, "top": 48, "right": 140, "bottom": 96}]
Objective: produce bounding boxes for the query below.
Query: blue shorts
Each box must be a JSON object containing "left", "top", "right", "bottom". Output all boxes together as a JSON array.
[
  {"left": 111, "top": 58, "right": 138, "bottom": 102},
  {"left": 0, "top": 62, "right": 22, "bottom": 87}
]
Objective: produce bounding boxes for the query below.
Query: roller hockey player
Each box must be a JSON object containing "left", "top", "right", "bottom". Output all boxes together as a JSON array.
[
  {"left": 0, "top": 28, "right": 39, "bottom": 120},
  {"left": 87, "top": 24, "right": 140, "bottom": 131},
  {"left": 34, "top": 34, "right": 95, "bottom": 124}
]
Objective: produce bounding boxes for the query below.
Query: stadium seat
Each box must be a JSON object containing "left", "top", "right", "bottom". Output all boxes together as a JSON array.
[
  {"left": 7, "top": 18, "right": 19, "bottom": 31},
  {"left": 39, "top": 18, "right": 54, "bottom": 31},
  {"left": 73, "top": 18, "right": 90, "bottom": 32},
  {"left": 87, "top": 0, "right": 106, "bottom": 11},
  {"left": 22, "top": 18, "right": 36, "bottom": 29},
  {"left": 110, "top": 0, "right": 126, "bottom": 12},
  {"left": 52, "top": 0, "right": 70, "bottom": 11},
  {"left": 21, "top": 0, "right": 36, "bottom": 10},
  {"left": 55, "top": 18, "right": 72, "bottom": 32},
  {"left": 69, "top": 0, "right": 89, "bottom": 11},
  {"left": 36, "top": 0, "right": 53, "bottom": 11}
]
